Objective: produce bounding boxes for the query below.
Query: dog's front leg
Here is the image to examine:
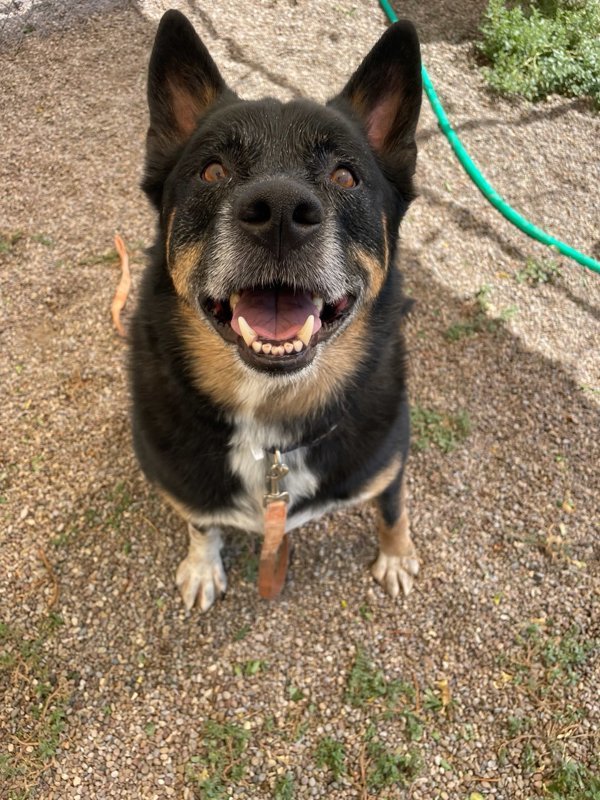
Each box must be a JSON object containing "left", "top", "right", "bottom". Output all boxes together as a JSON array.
[
  {"left": 371, "top": 470, "right": 419, "bottom": 597},
  {"left": 176, "top": 524, "right": 227, "bottom": 612}
]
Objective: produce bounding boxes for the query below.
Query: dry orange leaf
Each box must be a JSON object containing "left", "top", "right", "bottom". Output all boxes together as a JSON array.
[{"left": 111, "top": 233, "right": 132, "bottom": 338}]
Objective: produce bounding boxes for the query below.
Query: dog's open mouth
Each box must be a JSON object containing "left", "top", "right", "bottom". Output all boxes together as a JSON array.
[{"left": 202, "top": 286, "right": 355, "bottom": 372}]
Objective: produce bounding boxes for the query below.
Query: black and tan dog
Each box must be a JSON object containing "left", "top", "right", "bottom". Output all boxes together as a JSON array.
[{"left": 130, "top": 10, "right": 422, "bottom": 611}]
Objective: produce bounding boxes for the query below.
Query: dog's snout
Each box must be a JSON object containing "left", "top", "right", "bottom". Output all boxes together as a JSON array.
[{"left": 235, "top": 179, "right": 323, "bottom": 260}]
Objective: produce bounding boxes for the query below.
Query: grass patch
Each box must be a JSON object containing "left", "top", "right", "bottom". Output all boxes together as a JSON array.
[
  {"left": 186, "top": 720, "right": 250, "bottom": 799},
  {"left": 509, "top": 622, "right": 597, "bottom": 691},
  {"left": 106, "top": 481, "right": 133, "bottom": 530},
  {"left": 31, "top": 233, "right": 53, "bottom": 247},
  {"left": 546, "top": 758, "right": 600, "bottom": 799},
  {"left": 411, "top": 406, "right": 471, "bottom": 453},
  {"left": 364, "top": 725, "right": 421, "bottom": 791},
  {"left": 445, "top": 285, "right": 517, "bottom": 341},
  {"left": 315, "top": 736, "right": 346, "bottom": 780},
  {"left": 234, "top": 624, "right": 251, "bottom": 641},
  {"left": 345, "top": 647, "right": 413, "bottom": 709},
  {"left": 273, "top": 772, "right": 295, "bottom": 799},
  {"left": 497, "top": 621, "right": 598, "bottom": 789},
  {"left": 78, "top": 247, "right": 119, "bottom": 266},
  {"left": 0, "top": 230, "right": 24, "bottom": 254},
  {"left": 287, "top": 685, "right": 305, "bottom": 702},
  {"left": 0, "top": 618, "right": 72, "bottom": 798},
  {"left": 516, "top": 256, "right": 562, "bottom": 286},
  {"left": 233, "top": 659, "right": 268, "bottom": 677},
  {"left": 479, "top": 0, "right": 600, "bottom": 108},
  {"left": 241, "top": 551, "right": 259, "bottom": 583}
]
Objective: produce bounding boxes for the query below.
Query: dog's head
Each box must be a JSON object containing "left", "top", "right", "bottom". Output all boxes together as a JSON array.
[{"left": 143, "top": 11, "right": 420, "bottom": 411}]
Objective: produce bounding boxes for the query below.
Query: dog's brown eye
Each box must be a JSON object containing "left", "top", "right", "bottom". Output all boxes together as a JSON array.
[
  {"left": 331, "top": 167, "right": 357, "bottom": 189},
  {"left": 202, "top": 162, "right": 228, "bottom": 183}
]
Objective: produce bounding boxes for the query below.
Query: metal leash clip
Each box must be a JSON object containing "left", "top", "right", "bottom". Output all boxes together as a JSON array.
[{"left": 263, "top": 449, "right": 290, "bottom": 506}]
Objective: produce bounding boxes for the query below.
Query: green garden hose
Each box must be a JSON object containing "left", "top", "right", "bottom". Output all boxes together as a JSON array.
[{"left": 378, "top": 0, "right": 600, "bottom": 275}]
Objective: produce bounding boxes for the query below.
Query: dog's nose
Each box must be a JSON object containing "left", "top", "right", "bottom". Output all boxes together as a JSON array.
[{"left": 235, "top": 179, "right": 323, "bottom": 260}]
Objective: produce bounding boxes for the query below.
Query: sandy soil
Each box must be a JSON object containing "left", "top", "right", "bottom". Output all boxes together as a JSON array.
[{"left": 0, "top": 1, "right": 598, "bottom": 798}]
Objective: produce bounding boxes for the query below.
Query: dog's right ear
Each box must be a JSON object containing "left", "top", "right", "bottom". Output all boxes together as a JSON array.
[{"left": 143, "top": 10, "right": 236, "bottom": 207}]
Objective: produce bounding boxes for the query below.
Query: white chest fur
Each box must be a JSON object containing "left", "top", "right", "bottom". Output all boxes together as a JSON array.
[{"left": 226, "top": 419, "right": 322, "bottom": 534}]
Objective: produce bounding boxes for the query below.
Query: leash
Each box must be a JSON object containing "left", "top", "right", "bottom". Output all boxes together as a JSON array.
[
  {"left": 257, "top": 423, "right": 338, "bottom": 599},
  {"left": 378, "top": 0, "right": 600, "bottom": 275},
  {"left": 258, "top": 449, "right": 291, "bottom": 599}
]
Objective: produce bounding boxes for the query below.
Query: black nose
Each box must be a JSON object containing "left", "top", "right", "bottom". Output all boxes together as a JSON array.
[{"left": 235, "top": 179, "right": 323, "bottom": 260}]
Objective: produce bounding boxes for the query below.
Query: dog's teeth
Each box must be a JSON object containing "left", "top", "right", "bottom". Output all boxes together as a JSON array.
[
  {"left": 312, "top": 295, "right": 324, "bottom": 313},
  {"left": 284, "top": 342, "right": 294, "bottom": 354},
  {"left": 251, "top": 340, "right": 262, "bottom": 353},
  {"left": 293, "top": 339, "right": 303, "bottom": 352},
  {"left": 297, "top": 314, "right": 315, "bottom": 347},
  {"left": 238, "top": 316, "right": 257, "bottom": 347},
  {"left": 229, "top": 292, "right": 241, "bottom": 310},
  {"left": 273, "top": 345, "right": 284, "bottom": 356},
  {"left": 262, "top": 343, "right": 272, "bottom": 354}
]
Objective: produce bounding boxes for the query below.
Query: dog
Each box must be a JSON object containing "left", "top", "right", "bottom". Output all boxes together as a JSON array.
[{"left": 130, "top": 9, "right": 422, "bottom": 611}]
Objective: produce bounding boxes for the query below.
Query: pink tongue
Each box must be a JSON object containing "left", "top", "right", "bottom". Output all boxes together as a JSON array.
[{"left": 231, "top": 289, "right": 322, "bottom": 342}]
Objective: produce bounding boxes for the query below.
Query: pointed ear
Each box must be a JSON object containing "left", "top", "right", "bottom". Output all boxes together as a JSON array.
[
  {"left": 143, "top": 10, "right": 236, "bottom": 206},
  {"left": 329, "top": 21, "right": 422, "bottom": 184}
]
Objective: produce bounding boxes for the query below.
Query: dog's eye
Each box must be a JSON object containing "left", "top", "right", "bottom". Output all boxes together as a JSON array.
[
  {"left": 202, "top": 162, "right": 229, "bottom": 183},
  {"left": 330, "top": 167, "right": 357, "bottom": 189}
]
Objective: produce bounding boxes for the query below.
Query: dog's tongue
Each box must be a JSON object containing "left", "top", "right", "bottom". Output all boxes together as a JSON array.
[{"left": 231, "top": 289, "right": 322, "bottom": 342}]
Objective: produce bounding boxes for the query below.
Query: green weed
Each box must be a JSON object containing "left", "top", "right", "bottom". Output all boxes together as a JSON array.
[
  {"left": 506, "top": 715, "right": 532, "bottom": 736},
  {"left": 411, "top": 406, "right": 471, "bottom": 453},
  {"left": 273, "top": 772, "right": 295, "bottom": 799},
  {"left": 516, "top": 256, "right": 562, "bottom": 285},
  {"left": 287, "top": 685, "right": 305, "bottom": 702},
  {"left": 479, "top": 0, "right": 600, "bottom": 108},
  {"left": 0, "top": 619, "right": 72, "bottom": 796},
  {"left": 364, "top": 725, "right": 421, "bottom": 790},
  {"left": 241, "top": 551, "right": 259, "bottom": 583},
  {"left": 78, "top": 248, "right": 119, "bottom": 266},
  {"left": 517, "top": 623, "right": 596, "bottom": 687},
  {"left": 0, "top": 230, "right": 24, "bottom": 254},
  {"left": 545, "top": 758, "right": 600, "bottom": 799},
  {"left": 315, "top": 736, "right": 346, "bottom": 780},
  {"left": 234, "top": 659, "right": 268, "bottom": 677},
  {"left": 106, "top": 482, "right": 133, "bottom": 530},
  {"left": 186, "top": 720, "right": 250, "bottom": 798},
  {"left": 445, "top": 285, "right": 516, "bottom": 341},
  {"left": 345, "top": 647, "right": 413, "bottom": 709},
  {"left": 402, "top": 710, "right": 425, "bottom": 741},
  {"left": 31, "top": 233, "right": 53, "bottom": 247},
  {"left": 234, "top": 624, "right": 251, "bottom": 641}
]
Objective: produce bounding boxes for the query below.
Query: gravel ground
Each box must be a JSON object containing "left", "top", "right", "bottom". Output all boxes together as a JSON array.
[{"left": 0, "top": 1, "right": 598, "bottom": 799}]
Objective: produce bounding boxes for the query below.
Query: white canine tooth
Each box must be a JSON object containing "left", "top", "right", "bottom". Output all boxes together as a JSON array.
[
  {"left": 312, "top": 295, "right": 324, "bottom": 313},
  {"left": 273, "top": 345, "right": 284, "bottom": 356},
  {"left": 297, "top": 314, "right": 315, "bottom": 347},
  {"left": 238, "top": 316, "right": 257, "bottom": 347},
  {"left": 251, "top": 340, "right": 262, "bottom": 353},
  {"left": 293, "top": 339, "right": 303, "bottom": 352},
  {"left": 262, "top": 343, "right": 272, "bottom": 354},
  {"left": 284, "top": 342, "right": 294, "bottom": 354},
  {"left": 229, "top": 292, "right": 241, "bottom": 310}
]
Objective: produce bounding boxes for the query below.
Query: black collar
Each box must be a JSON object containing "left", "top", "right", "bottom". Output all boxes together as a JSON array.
[{"left": 269, "top": 422, "right": 339, "bottom": 455}]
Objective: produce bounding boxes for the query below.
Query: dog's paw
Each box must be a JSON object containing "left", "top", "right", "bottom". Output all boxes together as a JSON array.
[
  {"left": 176, "top": 527, "right": 227, "bottom": 612},
  {"left": 371, "top": 551, "right": 419, "bottom": 598},
  {"left": 176, "top": 553, "right": 227, "bottom": 612}
]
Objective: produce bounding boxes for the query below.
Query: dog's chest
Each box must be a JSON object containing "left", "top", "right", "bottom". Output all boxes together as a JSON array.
[{"left": 227, "top": 418, "right": 322, "bottom": 534}]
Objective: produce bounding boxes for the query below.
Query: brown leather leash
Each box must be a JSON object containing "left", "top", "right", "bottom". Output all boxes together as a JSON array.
[
  {"left": 258, "top": 449, "right": 290, "bottom": 600},
  {"left": 256, "top": 424, "right": 338, "bottom": 600}
]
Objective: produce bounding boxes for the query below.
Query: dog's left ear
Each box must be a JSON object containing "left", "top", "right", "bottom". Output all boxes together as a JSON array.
[
  {"left": 329, "top": 21, "right": 422, "bottom": 191},
  {"left": 143, "top": 10, "right": 236, "bottom": 206}
]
